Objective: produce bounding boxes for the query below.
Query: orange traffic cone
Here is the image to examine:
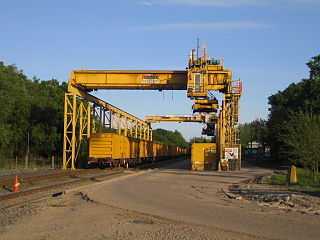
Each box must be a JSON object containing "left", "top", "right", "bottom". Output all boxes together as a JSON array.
[
  {"left": 13, "top": 175, "right": 20, "bottom": 193},
  {"left": 217, "top": 162, "right": 221, "bottom": 171}
]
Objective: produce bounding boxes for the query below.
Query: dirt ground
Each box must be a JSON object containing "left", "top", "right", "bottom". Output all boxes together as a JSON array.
[
  {"left": 0, "top": 192, "right": 262, "bottom": 240},
  {"left": 0, "top": 159, "right": 319, "bottom": 240}
]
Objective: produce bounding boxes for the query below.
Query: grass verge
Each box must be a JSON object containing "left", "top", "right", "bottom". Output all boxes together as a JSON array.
[{"left": 268, "top": 168, "right": 320, "bottom": 193}]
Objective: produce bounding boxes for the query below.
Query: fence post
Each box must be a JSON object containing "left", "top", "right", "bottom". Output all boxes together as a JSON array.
[{"left": 289, "top": 165, "right": 297, "bottom": 183}]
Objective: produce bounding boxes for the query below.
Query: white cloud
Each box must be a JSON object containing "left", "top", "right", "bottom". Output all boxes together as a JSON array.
[
  {"left": 139, "top": 1, "right": 153, "bottom": 6},
  {"left": 137, "top": 0, "right": 320, "bottom": 7},
  {"left": 131, "top": 21, "right": 266, "bottom": 31}
]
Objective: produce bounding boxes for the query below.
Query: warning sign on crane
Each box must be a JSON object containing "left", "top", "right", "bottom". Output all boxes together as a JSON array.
[{"left": 224, "top": 148, "right": 239, "bottom": 159}]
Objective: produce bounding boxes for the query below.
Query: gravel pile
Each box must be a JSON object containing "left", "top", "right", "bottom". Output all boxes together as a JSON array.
[{"left": 226, "top": 176, "right": 320, "bottom": 215}]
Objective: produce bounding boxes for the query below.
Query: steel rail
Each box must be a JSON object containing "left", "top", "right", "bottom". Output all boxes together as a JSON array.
[
  {"left": 0, "top": 169, "right": 103, "bottom": 187},
  {"left": 0, "top": 171, "right": 123, "bottom": 203}
]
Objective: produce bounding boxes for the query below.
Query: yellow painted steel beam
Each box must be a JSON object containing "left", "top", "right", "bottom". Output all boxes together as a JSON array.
[
  {"left": 192, "top": 103, "right": 219, "bottom": 109},
  {"left": 69, "top": 70, "right": 188, "bottom": 90},
  {"left": 146, "top": 115, "right": 207, "bottom": 123},
  {"left": 194, "top": 99, "right": 218, "bottom": 104}
]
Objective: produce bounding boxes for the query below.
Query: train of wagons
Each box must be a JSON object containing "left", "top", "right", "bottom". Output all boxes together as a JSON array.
[{"left": 88, "top": 133, "right": 189, "bottom": 168}]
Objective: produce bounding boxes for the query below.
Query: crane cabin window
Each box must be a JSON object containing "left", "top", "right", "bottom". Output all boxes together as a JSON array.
[{"left": 194, "top": 73, "right": 201, "bottom": 93}]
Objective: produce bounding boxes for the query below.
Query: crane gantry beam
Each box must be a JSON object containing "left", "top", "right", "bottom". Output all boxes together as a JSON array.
[
  {"left": 69, "top": 66, "right": 232, "bottom": 95},
  {"left": 70, "top": 70, "right": 187, "bottom": 90}
]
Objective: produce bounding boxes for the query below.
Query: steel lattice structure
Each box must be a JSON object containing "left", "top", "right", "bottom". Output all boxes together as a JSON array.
[{"left": 63, "top": 45, "right": 242, "bottom": 169}]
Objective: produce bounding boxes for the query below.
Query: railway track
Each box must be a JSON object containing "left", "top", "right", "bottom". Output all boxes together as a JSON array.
[
  {"left": 0, "top": 168, "right": 102, "bottom": 187},
  {"left": 0, "top": 170, "right": 125, "bottom": 211},
  {"left": 138, "top": 157, "right": 185, "bottom": 169},
  {"left": 0, "top": 171, "right": 123, "bottom": 202},
  {"left": 0, "top": 158, "right": 186, "bottom": 210}
]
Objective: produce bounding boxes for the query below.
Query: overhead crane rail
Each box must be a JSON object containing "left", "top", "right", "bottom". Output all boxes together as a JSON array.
[
  {"left": 145, "top": 114, "right": 207, "bottom": 123},
  {"left": 145, "top": 114, "right": 218, "bottom": 124}
]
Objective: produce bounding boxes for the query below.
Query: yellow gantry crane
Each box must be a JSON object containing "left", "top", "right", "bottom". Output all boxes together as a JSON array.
[{"left": 63, "top": 44, "right": 242, "bottom": 170}]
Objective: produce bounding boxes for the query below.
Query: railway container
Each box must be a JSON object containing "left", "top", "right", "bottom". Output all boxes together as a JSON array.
[
  {"left": 89, "top": 133, "right": 188, "bottom": 168},
  {"left": 89, "top": 133, "right": 144, "bottom": 167},
  {"left": 153, "top": 142, "right": 164, "bottom": 158},
  {"left": 191, "top": 143, "right": 217, "bottom": 171}
]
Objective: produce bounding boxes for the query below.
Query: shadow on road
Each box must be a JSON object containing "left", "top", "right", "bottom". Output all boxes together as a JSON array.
[{"left": 156, "top": 158, "right": 273, "bottom": 181}]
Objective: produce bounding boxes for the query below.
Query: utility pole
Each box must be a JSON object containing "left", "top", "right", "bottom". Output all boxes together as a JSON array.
[
  {"left": 250, "top": 123, "right": 253, "bottom": 156},
  {"left": 25, "top": 131, "right": 29, "bottom": 168}
]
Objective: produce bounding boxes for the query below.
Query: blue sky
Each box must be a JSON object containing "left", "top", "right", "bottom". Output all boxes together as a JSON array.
[{"left": 1, "top": 0, "right": 319, "bottom": 140}]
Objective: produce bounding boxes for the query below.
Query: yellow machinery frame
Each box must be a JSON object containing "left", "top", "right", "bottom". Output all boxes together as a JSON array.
[
  {"left": 63, "top": 45, "right": 242, "bottom": 170},
  {"left": 217, "top": 80, "right": 242, "bottom": 169}
]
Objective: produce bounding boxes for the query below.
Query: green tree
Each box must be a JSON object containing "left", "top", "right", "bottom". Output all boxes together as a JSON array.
[
  {"left": 267, "top": 54, "right": 320, "bottom": 162},
  {"left": 189, "top": 137, "right": 212, "bottom": 143},
  {"left": 0, "top": 62, "right": 67, "bottom": 163},
  {"left": 280, "top": 112, "right": 320, "bottom": 180},
  {"left": 307, "top": 55, "right": 320, "bottom": 79},
  {"left": 152, "top": 129, "right": 188, "bottom": 148},
  {"left": 0, "top": 63, "right": 31, "bottom": 156},
  {"left": 239, "top": 118, "right": 267, "bottom": 148}
]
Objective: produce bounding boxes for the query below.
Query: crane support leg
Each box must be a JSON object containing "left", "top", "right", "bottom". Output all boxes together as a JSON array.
[
  {"left": 62, "top": 88, "right": 152, "bottom": 169},
  {"left": 63, "top": 93, "right": 91, "bottom": 170}
]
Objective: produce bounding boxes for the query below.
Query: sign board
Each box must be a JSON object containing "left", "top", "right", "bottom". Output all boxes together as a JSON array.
[
  {"left": 224, "top": 148, "right": 239, "bottom": 159},
  {"left": 204, "top": 147, "right": 216, "bottom": 152},
  {"left": 142, "top": 74, "right": 159, "bottom": 84}
]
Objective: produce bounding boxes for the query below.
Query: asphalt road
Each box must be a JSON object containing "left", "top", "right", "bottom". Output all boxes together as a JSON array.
[{"left": 86, "top": 159, "right": 320, "bottom": 240}]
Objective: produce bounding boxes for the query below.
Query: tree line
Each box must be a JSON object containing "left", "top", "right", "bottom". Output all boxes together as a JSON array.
[
  {"left": 240, "top": 55, "right": 320, "bottom": 175},
  {"left": 152, "top": 129, "right": 188, "bottom": 148},
  {"left": 0, "top": 62, "right": 67, "bottom": 165}
]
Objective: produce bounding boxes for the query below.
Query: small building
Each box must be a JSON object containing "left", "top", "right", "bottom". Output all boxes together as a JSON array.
[{"left": 244, "top": 141, "right": 270, "bottom": 157}]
